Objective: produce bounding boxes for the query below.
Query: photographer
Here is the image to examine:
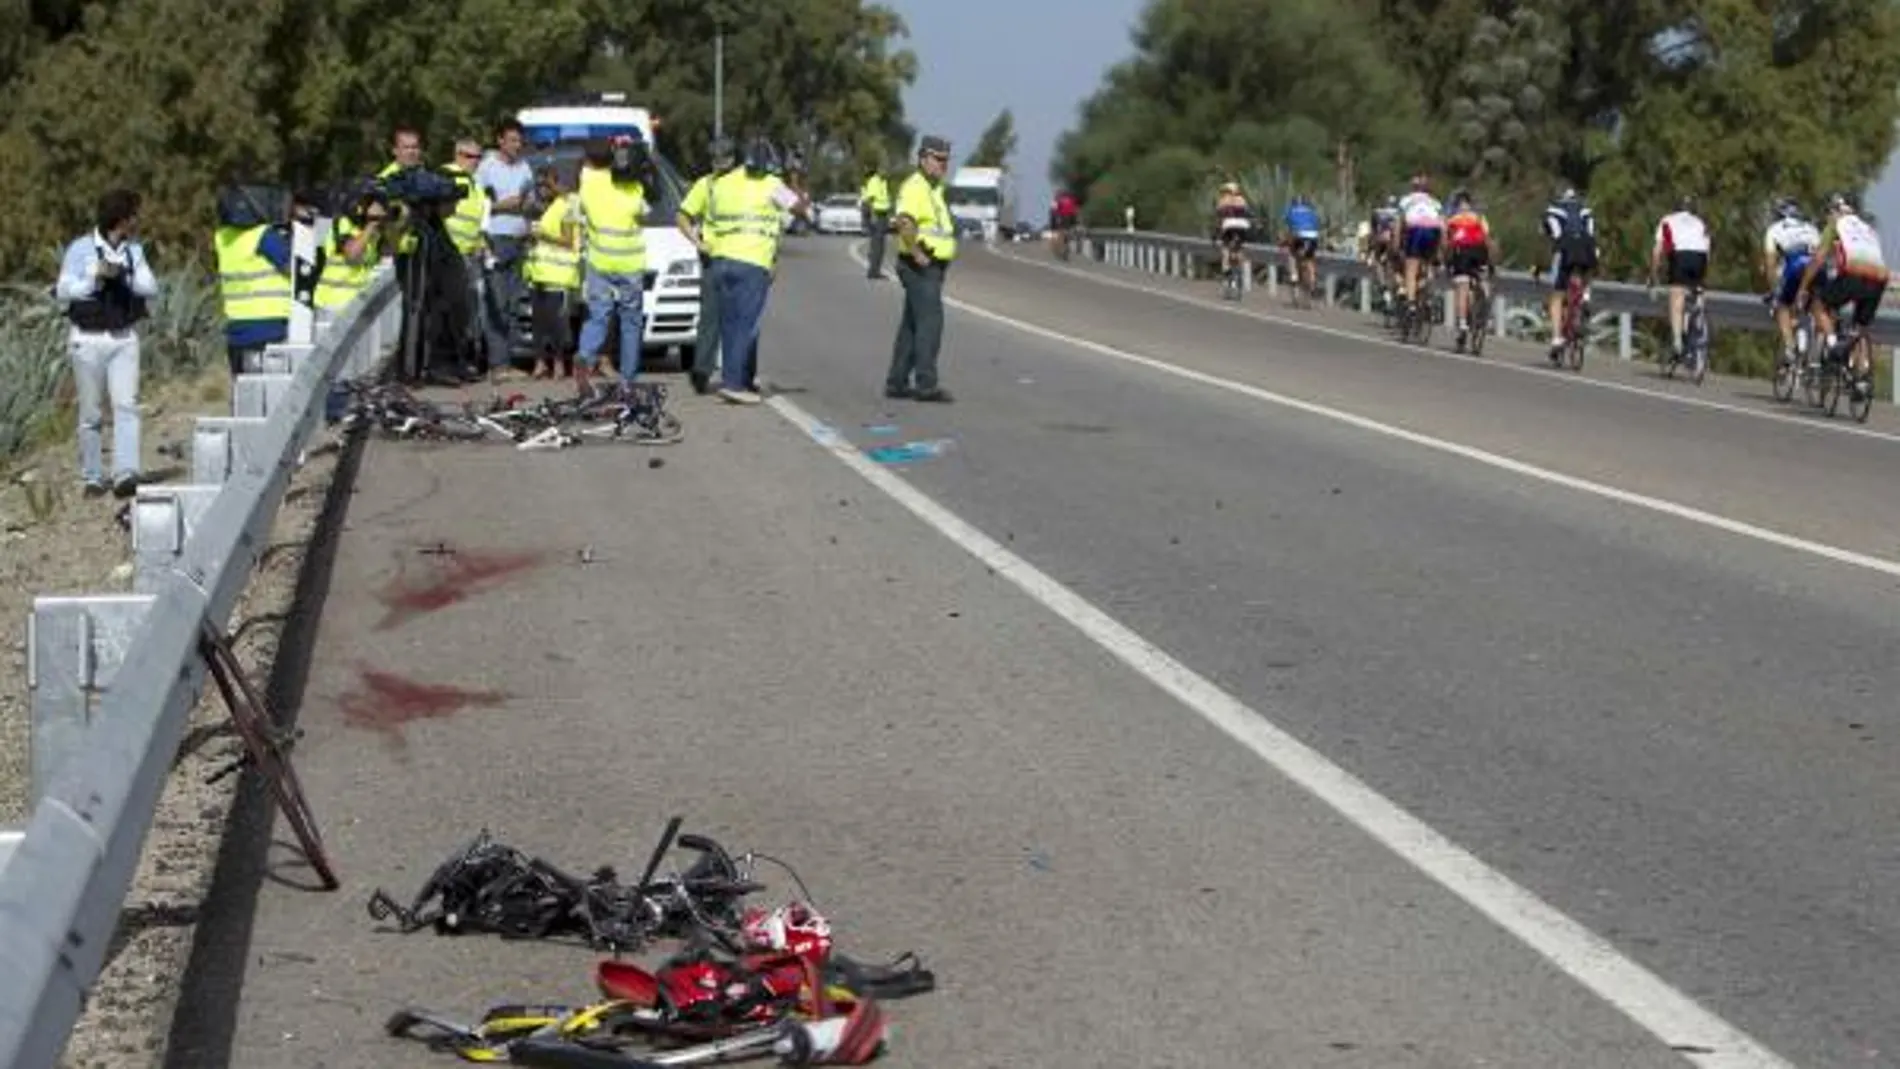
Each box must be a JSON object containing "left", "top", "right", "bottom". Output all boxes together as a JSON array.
[
  {"left": 56, "top": 189, "right": 158, "bottom": 498},
  {"left": 215, "top": 184, "right": 319, "bottom": 378},
  {"left": 315, "top": 183, "right": 387, "bottom": 313},
  {"left": 575, "top": 133, "right": 658, "bottom": 388}
]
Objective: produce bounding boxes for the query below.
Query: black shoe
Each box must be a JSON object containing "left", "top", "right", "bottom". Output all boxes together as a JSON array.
[
  {"left": 884, "top": 385, "right": 912, "bottom": 400},
  {"left": 82, "top": 480, "right": 107, "bottom": 499},
  {"left": 111, "top": 474, "right": 139, "bottom": 499},
  {"left": 912, "top": 388, "right": 954, "bottom": 404},
  {"left": 689, "top": 371, "right": 712, "bottom": 395}
]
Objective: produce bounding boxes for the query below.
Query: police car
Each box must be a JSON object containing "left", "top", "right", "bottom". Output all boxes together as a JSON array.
[{"left": 511, "top": 94, "right": 702, "bottom": 367}]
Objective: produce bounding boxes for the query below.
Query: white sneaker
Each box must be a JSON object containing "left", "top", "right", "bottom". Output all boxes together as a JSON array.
[{"left": 717, "top": 388, "right": 763, "bottom": 406}]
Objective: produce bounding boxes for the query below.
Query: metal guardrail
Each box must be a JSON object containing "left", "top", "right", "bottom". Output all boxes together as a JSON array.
[
  {"left": 1071, "top": 229, "right": 1900, "bottom": 392},
  {"left": 0, "top": 266, "right": 400, "bottom": 1069}
]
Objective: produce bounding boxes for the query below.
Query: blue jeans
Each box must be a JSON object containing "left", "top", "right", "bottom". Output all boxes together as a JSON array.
[
  {"left": 713, "top": 258, "right": 771, "bottom": 392},
  {"left": 70, "top": 329, "right": 141, "bottom": 484},
  {"left": 578, "top": 269, "right": 645, "bottom": 383},
  {"left": 481, "top": 235, "right": 527, "bottom": 368}
]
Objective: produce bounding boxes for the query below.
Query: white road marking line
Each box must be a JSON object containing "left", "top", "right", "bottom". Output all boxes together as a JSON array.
[
  {"left": 984, "top": 242, "right": 1900, "bottom": 446},
  {"left": 768, "top": 389, "right": 1799, "bottom": 1069},
  {"left": 844, "top": 241, "right": 1900, "bottom": 581}
]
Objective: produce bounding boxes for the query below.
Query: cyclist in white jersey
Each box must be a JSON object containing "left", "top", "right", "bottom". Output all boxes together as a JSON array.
[
  {"left": 1797, "top": 192, "right": 1891, "bottom": 387},
  {"left": 1396, "top": 173, "right": 1443, "bottom": 313},
  {"left": 1760, "top": 198, "right": 1821, "bottom": 366},
  {"left": 1646, "top": 195, "right": 1712, "bottom": 362}
]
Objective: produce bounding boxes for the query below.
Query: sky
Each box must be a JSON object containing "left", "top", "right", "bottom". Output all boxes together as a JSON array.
[{"left": 881, "top": 0, "right": 1147, "bottom": 220}]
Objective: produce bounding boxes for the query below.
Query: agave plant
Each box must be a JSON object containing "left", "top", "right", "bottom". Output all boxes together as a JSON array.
[{"left": 0, "top": 266, "right": 222, "bottom": 468}]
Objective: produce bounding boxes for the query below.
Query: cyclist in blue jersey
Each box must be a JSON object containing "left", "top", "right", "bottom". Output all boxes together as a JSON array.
[
  {"left": 1282, "top": 194, "right": 1323, "bottom": 301},
  {"left": 1761, "top": 197, "right": 1821, "bottom": 368}
]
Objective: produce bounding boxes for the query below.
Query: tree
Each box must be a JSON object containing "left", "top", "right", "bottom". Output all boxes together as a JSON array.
[
  {"left": 0, "top": 0, "right": 917, "bottom": 276},
  {"left": 967, "top": 109, "right": 1017, "bottom": 168}
]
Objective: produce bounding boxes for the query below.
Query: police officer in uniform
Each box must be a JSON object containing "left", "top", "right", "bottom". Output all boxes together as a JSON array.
[
  {"left": 677, "top": 136, "right": 739, "bottom": 394},
  {"left": 860, "top": 164, "right": 891, "bottom": 278},
  {"left": 886, "top": 135, "right": 957, "bottom": 402}
]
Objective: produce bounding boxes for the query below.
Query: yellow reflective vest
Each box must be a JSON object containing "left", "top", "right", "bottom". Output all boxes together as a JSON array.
[
  {"left": 707, "top": 171, "right": 790, "bottom": 271},
  {"left": 895, "top": 172, "right": 957, "bottom": 262},
  {"left": 443, "top": 163, "right": 488, "bottom": 256},
  {"left": 214, "top": 224, "right": 292, "bottom": 323},
  {"left": 376, "top": 160, "right": 418, "bottom": 255},
  {"left": 315, "top": 218, "right": 375, "bottom": 310},
  {"left": 525, "top": 193, "right": 581, "bottom": 291},
  {"left": 860, "top": 173, "right": 891, "bottom": 213},
  {"left": 578, "top": 178, "right": 648, "bottom": 274}
]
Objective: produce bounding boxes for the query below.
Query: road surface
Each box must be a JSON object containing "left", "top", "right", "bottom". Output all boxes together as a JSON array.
[{"left": 172, "top": 237, "right": 1900, "bottom": 1069}]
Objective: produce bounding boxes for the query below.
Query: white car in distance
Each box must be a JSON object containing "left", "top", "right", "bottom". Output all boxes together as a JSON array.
[{"left": 813, "top": 194, "right": 866, "bottom": 235}]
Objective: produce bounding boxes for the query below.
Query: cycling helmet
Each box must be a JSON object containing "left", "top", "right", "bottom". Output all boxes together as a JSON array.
[
  {"left": 1774, "top": 196, "right": 1802, "bottom": 220},
  {"left": 1410, "top": 172, "right": 1431, "bottom": 191},
  {"left": 1385, "top": 194, "right": 1400, "bottom": 209},
  {"left": 742, "top": 134, "right": 778, "bottom": 175},
  {"left": 1556, "top": 185, "right": 1579, "bottom": 204},
  {"left": 1827, "top": 191, "right": 1857, "bottom": 214},
  {"left": 1450, "top": 188, "right": 1471, "bottom": 209},
  {"left": 1677, "top": 194, "right": 1697, "bottom": 212},
  {"left": 1219, "top": 181, "right": 1242, "bottom": 195}
]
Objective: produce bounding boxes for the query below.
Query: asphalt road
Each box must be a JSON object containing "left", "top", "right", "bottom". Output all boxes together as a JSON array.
[{"left": 178, "top": 237, "right": 1900, "bottom": 1069}]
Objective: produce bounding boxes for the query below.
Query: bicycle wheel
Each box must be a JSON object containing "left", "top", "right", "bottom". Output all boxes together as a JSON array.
[
  {"left": 1688, "top": 312, "right": 1709, "bottom": 386},
  {"left": 1802, "top": 356, "right": 1822, "bottom": 408},
  {"left": 1468, "top": 285, "right": 1490, "bottom": 356},
  {"left": 1849, "top": 334, "right": 1875, "bottom": 423},
  {"left": 200, "top": 628, "right": 340, "bottom": 891},
  {"left": 1771, "top": 353, "right": 1797, "bottom": 402},
  {"left": 1820, "top": 364, "right": 1842, "bottom": 417}
]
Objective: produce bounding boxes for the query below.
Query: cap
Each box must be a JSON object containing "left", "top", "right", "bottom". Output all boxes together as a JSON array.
[{"left": 919, "top": 135, "right": 952, "bottom": 157}]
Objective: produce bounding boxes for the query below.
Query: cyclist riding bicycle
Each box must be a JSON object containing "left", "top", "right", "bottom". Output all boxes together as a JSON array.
[
  {"left": 1283, "top": 194, "right": 1323, "bottom": 298},
  {"left": 1443, "top": 190, "right": 1496, "bottom": 348},
  {"left": 1541, "top": 185, "right": 1598, "bottom": 362},
  {"left": 1647, "top": 194, "right": 1712, "bottom": 363},
  {"left": 1396, "top": 175, "right": 1444, "bottom": 315},
  {"left": 1049, "top": 189, "right": 1081, "bottom": 256},
  {"left": 1213, "top": 181, "right": 1253, "bottom": 280},
  {"left": 1796, "top": 192, "right": 1890, "bottom": 394},
  {"left": 1761, "top": 196, "right": 1820, "bottom": 366}
]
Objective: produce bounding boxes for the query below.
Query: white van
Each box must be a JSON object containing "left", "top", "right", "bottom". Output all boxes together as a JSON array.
[{"left": 513, "top": 94, "right": 702, "bottom": 363}]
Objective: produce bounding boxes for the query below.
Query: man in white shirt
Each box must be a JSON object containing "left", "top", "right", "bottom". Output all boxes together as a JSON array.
[
  {"left": 476, "top": 119, "right": 536, "bottom": 373},
  {"left": 1760, "top": 198, "right": 1821, "bottom": 365},
  {"left": 55, "top": 189, "right": 159, "bottom": 498},
  {"left": 1396, "top": 174, "right": 1444, "bottom": 312},
  {"left": 1647, "top": 196, "right": 1712, "bottom": 361}
]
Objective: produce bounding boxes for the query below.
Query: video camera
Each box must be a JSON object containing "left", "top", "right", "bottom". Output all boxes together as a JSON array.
[
  {"left": 609, "top": 134, "right": 655, "bottom": 185},
  {"left": 366, "top": 164, "right": 467, "bottom": 211}
]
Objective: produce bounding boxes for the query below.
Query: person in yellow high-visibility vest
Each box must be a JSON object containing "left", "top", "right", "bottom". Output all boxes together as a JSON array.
[
  {"left": 887, "top": 134, "right": 958, "bottom": 402},
  {"left": 860, "top": 164, "right": 892, "bottom": 279},
  {"left": 523, "top": 164, "right": 581, "bottom": 379},
  {"left": 444, "top": 138, "right": 493, "bottom": 375},
  {"left": 575, "top": 134, "right": 656, "bottom": 386},
  {"left": 314, "top": 186, "right": 385, "bottom": 315},
  {"left": 215, "top": 186, "right": 315, "bottom": 379},
  {"left": 704, "top": 135, "right": 809, "bottom": 405},
  {"left": 676, "top": 135, "right": 738, "bottom": 394}
]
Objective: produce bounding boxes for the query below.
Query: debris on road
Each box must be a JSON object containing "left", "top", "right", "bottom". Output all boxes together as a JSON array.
[{"left": 371, "top": 817, "right": 936, "bottom": 1065}]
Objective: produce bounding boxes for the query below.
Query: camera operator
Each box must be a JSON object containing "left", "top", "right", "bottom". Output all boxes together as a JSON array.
[
  {"left": 216, "top": 185, "right": 321, "bottom": 379},
  {"left": 575, "top": 132, "right": 658, "bottom": 388},
  {"left": 374, "top": 155, "right": 482, "bottom": 385}
]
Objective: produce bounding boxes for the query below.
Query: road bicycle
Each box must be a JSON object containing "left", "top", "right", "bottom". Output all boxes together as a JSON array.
[
  {"left": 1399, "top": 268, "right": 1439, "bottom": 347},
  {"left": 1815, "top": 319, "right": 1877, "bottom": 424},
  {"left": 1769, "top": 294, "right": 1818, "bottom": 405},
  {"left": 1457, "top": 268, "right": 1493, "bottom": 356},
  {"left": 1658, "top": 283, "right": 1710, "bottom": 385},
  {"left": 1550, "top": 271, "right": 1590, "bottom": 371}
]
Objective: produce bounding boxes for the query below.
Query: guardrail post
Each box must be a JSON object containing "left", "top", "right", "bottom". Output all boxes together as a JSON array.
[
  {"left": 0, "top": 828, "right": 20, "bottom": 878},
  {"left": 233, "top": 373, "right": 296, "bottom": 420},
  {"left": 1324, "top": 272, "right": 1338, "bottom": 308},
  {"left": 25, "top": 595, "right": 157, "bottom": 806},
  {"left": 255, "top": 342, "right": 316, "bottom": 377},
  {"left": 1619, "top": 313, "right": 1633, "bottom": 361},
  {"left": 1359, "top": 278, "right": 1372, "bottom": 315},
  {"left": 130, "top": 485, "right": 223, "bottom": 593},
  {"left": 1494, "top": 294, "right": 1508, "bottom": 338},
  {"left": 192, "top": 417, "right": 270, "bottom": 485},
  {"left": 1443, "top": 288, "right": 1455, "bottom": 331}
]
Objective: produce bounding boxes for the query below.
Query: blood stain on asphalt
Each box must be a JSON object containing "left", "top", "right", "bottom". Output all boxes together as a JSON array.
[
  {"left": 337, "top": 666, "right": 508, "bottom": 748},
  {"left": 372, "top": 546, "right": 547, "bottom": 630}
]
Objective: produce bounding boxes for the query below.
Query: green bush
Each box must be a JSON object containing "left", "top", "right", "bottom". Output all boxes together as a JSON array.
[{"left": 0, "top": 268, "right": 222, "bottom": 470}]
